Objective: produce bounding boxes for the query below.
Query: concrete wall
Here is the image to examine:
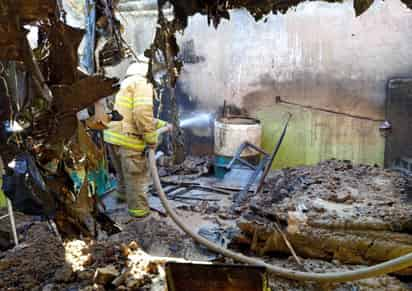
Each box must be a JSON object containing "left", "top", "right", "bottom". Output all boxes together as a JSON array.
[
  {"left": 120, "top": 0, "right": 412, "bottom": 167},
  {"left": 179, "top": 1, "right": 412, "bottom": 116},
  {"left": 176, "top": 0, "right": 412, "bottom": 167}
]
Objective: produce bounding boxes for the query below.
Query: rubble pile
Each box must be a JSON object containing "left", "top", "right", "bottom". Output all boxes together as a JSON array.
[
  {"left": 232, "top": 160, "right": 412, "bottom": 275},
  {"left": 157, "top": 155, "right": 213, "bottom": 177},
  {"left": 265, "top": 257, "right": 410, "bottom": 291},
  {"left": 0, "top": 224, "right": 65, "bottom": 290},
  {"left": 1, "top": 158, "right": 412, "bottom": 290},
  {"left": 0, "top": 220, "right": 170, "bottom": 291},
  {"left": 1, "top": 213, "right": 410, "bottom": 291},
  {"left": 62, "top": 239, "right": 166, "bottom": 291}
]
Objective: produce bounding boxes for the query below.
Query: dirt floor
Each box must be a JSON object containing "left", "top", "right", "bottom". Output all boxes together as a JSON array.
[{"left": 1, "top": 159, "right": 412, "bottom": 290}]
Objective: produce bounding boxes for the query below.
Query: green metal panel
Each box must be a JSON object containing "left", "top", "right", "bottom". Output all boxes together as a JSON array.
[{"left": 255, "top": 104, "right": 384, "bottom": 169}]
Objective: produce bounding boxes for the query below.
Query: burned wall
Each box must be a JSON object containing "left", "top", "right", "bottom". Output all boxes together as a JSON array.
[
  {"left": 118, "top": 0, "right": 412, "bottom": 167},
  {"left": 179, "top": 1, "right": 412, "bottom": 117},
  {"left": 175, "top": 0, "right": 412, "bottom": 167}
]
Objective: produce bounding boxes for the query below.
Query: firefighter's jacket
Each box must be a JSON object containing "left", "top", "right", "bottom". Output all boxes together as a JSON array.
[{"left": 104, "top": 75, "right": 166, "bottom": 151}]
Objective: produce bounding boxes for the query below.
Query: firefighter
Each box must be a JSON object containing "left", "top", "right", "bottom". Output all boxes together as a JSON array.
[{"left": 104, "top": 57, "right": 171, "bottom": 218}]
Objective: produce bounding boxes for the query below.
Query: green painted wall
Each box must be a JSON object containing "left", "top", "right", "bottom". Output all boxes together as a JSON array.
[
  {"left": 0, "top": 178, "right": 6, "bottom": 209},
  {"left": 254, "top": 104, "right": 385, "bottom": 169}
]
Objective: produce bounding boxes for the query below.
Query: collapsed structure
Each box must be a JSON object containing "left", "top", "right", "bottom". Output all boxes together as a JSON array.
[
  {"left": 0, "top": 0, "right": 123, "bottom": 236},
  {"left": 1, "top": 0, "right": 412, "bottom": 290}
]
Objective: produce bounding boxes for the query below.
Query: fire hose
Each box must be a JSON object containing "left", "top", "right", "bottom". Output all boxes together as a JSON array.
[{"left": 147, "top": 148, "right": 412, "bottom": 282}]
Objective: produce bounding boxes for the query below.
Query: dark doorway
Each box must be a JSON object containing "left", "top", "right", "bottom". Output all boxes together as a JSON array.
[{"left": 385, "top": 78, "right": 412, "bottom": 169}]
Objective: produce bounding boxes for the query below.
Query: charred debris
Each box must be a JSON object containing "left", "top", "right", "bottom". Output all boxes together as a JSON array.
[
  {"left": 0, "top": 0, "right": 124, "bottom": 237},
  {"left": 0, "top": 0, "right": 393, "bottom": 239},
  {"left": 1, "top": 0, "right": 412, "bottom": 290}
]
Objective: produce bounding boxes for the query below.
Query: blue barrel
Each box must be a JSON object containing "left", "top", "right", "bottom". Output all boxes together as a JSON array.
[{"left": 213, "top": 155, "right": 232, "bottom": 179}]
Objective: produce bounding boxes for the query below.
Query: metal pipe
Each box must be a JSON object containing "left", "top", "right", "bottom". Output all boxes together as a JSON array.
[
  {"left": 148, "top": 149, "right": 412, "bottom": 282},
  {"left": 7, "top": 198, "right": 18, "bottom": 246}
]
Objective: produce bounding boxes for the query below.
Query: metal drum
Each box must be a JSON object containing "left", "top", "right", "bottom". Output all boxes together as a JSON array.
[
  {"left": 214, "top": 117, "right": 262, "bottom": 157},
  {"left": 214, "top": 117, "right": 262, "bottom": 178}
]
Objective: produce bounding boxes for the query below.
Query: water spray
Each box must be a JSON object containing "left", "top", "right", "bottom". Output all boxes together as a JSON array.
[{"left": 179, "top": 113, "right": 212, "bottom": 128}]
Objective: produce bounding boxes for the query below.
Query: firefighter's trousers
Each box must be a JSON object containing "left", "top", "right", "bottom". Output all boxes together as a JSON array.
[{"left": 109, "top": 145, "right": 150, "bottom": 217}]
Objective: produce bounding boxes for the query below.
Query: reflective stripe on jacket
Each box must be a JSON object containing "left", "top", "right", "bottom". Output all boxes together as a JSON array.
[
  {"left": 104, "top": 75, "right": 166, "bottom": 151},
  {"left": 103, "top": 130, "right": 145, "bottom": 151}
]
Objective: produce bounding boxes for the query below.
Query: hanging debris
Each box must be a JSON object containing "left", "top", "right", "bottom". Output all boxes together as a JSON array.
[{"left": 0, "top": 0, "right": 125, "bottom": 238}]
